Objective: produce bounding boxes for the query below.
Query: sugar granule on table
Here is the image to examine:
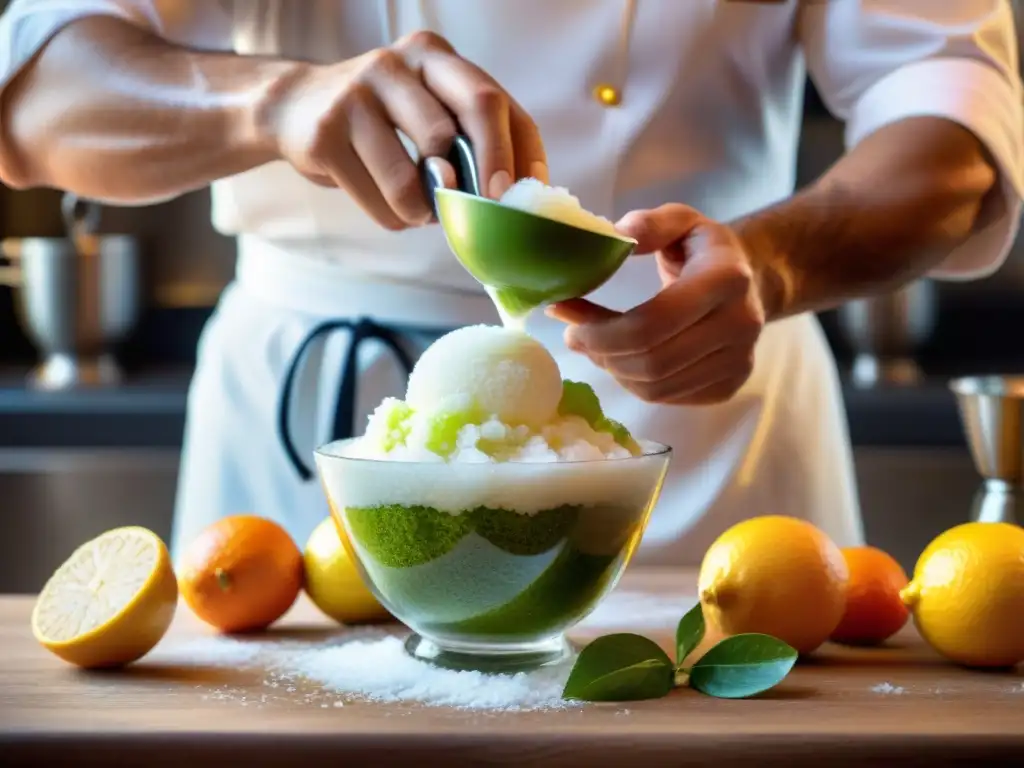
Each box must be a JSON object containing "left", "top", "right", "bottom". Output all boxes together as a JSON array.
[
  {"left": 280, "top": 636, "right": 578, "bottom": 712},
  {"left": 870, "top": 682, "right": 906, "bottom": 695}
]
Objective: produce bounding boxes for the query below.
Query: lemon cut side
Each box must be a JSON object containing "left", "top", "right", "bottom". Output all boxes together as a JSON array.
[{"left": 32, "top": 526, "right": 178, "bottom": 668}]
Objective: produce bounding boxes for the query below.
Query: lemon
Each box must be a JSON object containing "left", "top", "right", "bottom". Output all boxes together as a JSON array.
[
  {"left": 697, "top": 515, "right": 848, "bottom": 655},
  {"left": 303, "top": 517, "right": 391, "bottom": 624},
  {"left": 32, "top": 526, "right": 178, "bottom": 668},
  {"left": 900, "top": 522, "right": 1024, "bottom": 668}
]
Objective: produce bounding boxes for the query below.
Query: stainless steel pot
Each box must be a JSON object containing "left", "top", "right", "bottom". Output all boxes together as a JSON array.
[
  {"left": 0, "top": 193, "right": 141, "bottom": 390},
  {"left": 835, "top": 279, "right": 938, "bottom": 387}
]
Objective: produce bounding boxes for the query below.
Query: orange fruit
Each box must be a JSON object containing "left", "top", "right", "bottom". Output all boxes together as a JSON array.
[
  {"left": 830, "top": 546, "right": 909, "bottom": 646},
  {"left": 698, "top": 515, "right": 848, "bottom": 655},
  {"left": 178, "top": 515, "right": 304, "bottom": 633}
]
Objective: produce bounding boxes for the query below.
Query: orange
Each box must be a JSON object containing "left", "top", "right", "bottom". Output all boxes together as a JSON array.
[
  {"left": 830, "top": 546, "right": 909, "bottom": 646},
  {"left": 178, "top": 515, "right": 304, "bottom": 633},
  {"left": 698, "top": 515, "right": 848, "bottom": 655}
]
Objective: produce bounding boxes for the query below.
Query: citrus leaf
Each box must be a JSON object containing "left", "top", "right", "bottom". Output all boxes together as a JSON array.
[
  {"left": 675, "top": 603, "right": 705, "bottom": 665},
  {"left": 689, "top": 634, "right": 798, "bottom": 699},
  {"left": 562, "top": 633, "right": 674, "bottom": 702}
]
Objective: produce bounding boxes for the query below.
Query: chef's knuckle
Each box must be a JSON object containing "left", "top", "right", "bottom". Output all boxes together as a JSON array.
[
  {"left": 307, "top": 114, "right": 344, "bottom": 163},
  {"left": 469, "top": 84, "right": 507, "bottom": 118},
  {"left": 636, "top": 355, "right": 667, "bottom": 382},
  {"left": 698, "top": 386, "right": 731, "bottom": 405},
  {"left": 736, "top": 350, "right": 755, "bottom": 379},
  {"left": 737, "top": 305, "right": 763, "bottom": 336},
  {"left": 382, "top": 162, "right": 425, "bottom": 213},
  {"left": 378, "top": 218, "right": 408, "bottom": 233},
  {"left": 726, "top": 376, "right": 746, "bottom": 398},
  {"left": 370, "top": 207, "right": 408, "bottom": 232},
  {"left": 632, "top": 379, "right": 664, "bottom": 404},
  {"left": 397, "top": 29, "right": 453, "bottom": 54},
  {"left": 420, "top": 117, "right": 458, "bottom": 157},
  {"left": 361, "top": 48, "right": 405, "bottom": 79},
  {"left": 725, "top": 263, "right": 754, "bottom": 294},
  {"left": 338, "top": 81, "right": 374, "bottom": 116}
]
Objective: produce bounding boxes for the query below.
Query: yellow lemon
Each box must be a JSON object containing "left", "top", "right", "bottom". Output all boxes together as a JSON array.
[
  {"left": 32, "top": 526, "right": 178, "bottom": 668},
  {"left": 698, "top": 515, "right": 848, "bottom": 655},
  {"left": 900, "top": 522, "right": 1024, "bottom": 668},
  {"left": 303, "top": 517, "right": 391, "bottom": 624}
]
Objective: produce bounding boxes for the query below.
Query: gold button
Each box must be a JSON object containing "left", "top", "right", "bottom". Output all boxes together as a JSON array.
[{"left": 593, "top": 84, "right": 621, "bottom": 107}]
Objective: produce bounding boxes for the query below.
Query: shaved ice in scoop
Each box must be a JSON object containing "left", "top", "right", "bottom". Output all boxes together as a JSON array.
[
  {"left": 498, "top": 178, "right": 620, "bottom": 238},
  {"left": 357, "top": 325, "right": 640, "bottom": 463}
]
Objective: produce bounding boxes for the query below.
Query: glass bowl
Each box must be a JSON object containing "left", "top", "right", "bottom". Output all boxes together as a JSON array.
[{"left": 314, "top": 438, "right": 672, "bottom": 672}]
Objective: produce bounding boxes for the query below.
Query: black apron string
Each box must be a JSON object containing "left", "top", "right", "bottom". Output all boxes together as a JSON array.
[{"left": 277, "top": 316, "right": 416, "bottom": 481}]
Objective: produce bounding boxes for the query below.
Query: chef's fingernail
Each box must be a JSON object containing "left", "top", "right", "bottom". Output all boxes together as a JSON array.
[
  {"left": 489, "top": 170, "right": 512, "bottom": 199},
  {"left": 530, "top": 162, "right": 549, "bottom": 183}
]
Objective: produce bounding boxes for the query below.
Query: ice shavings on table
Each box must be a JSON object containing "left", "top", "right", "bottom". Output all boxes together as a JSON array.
[
  {"left": 280, "top": 636, "right": 575, "bottom": 712},
  {"left": 146, "top": 589, "right": 695, "bottom": 712},
  {"left": 147, "top": 629, "right": 574, "bottom": 712}
]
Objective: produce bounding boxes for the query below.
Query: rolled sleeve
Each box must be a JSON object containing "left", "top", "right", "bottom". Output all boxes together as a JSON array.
[
  {"left": 0, "top": 0, "right": 232, "bottom": 184},
  {"left": 0, "top": 0, "right": 160, "bottom": 181},
  {"left": 801, "top": 0, "right": 1024, "bottom": 280},
  {"left": 0, "top": 0, "right": 160, "bottom": 90}
]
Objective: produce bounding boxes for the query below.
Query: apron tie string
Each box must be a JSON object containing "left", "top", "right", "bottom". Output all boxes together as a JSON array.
[{"left": 277, "top": 316, "right": 415, "bottom": 481}]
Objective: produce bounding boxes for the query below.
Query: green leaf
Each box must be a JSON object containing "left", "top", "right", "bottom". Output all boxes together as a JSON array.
[
  {"left": 688, "top": 634, "right": 798, "bottom": 699},
  {"left": 562, "top": 633, "right": 674, "bottom": 702},
  {"left": 558, "top": 380, "right": 605, "bottom": 426},
  {"left": 675, "top": 603, "right": 706, "bottom": 665}
]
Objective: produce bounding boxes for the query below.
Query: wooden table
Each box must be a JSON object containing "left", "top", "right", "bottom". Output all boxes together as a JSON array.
[{"left": 2, "top": 568, "right": 1021, "bottom": 767}]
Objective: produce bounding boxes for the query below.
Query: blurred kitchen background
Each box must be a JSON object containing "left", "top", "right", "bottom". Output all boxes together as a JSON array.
[{"left": 2, "top": 2, "right": 1024, "bottom": 592}]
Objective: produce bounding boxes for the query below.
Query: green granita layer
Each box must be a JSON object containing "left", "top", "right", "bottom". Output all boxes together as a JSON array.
[{"left": 345, "top": 504, "right": 579, "bottom": 568}]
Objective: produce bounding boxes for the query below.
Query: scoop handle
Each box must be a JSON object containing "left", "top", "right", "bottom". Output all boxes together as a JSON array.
[{"left": 419, "top": 133, "right": 482, "bottom": 219}]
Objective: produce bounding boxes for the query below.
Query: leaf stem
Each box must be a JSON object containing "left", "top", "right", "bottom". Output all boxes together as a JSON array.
[{"left": 674, "top": 667, "right": 691, "bottom": 688}]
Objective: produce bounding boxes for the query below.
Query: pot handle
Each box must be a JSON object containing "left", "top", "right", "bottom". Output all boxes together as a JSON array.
[{"left": 0, "top": 238, "right": 21, "bottom": 286}]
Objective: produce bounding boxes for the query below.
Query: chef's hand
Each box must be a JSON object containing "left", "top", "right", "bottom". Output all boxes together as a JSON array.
[
  {"left": 262, "top": 30, "right": 547, "bottom": 231},
  {"left": 547, "top": 204, "right": 766, "bottom": 406}
]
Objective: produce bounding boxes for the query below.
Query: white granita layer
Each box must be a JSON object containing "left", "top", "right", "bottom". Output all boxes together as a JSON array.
[{"left": 317, "top": 437, "right": 668, "bottom": 516}]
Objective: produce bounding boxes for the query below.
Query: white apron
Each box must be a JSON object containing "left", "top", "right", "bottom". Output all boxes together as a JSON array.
[{"left": 170, "top": 1, "right": 868, "bottom": 564}]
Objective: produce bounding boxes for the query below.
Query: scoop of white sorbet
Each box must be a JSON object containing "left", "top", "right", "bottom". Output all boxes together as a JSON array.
[{"left": 405, "top": 324, "right": 562, "bottom": 428}]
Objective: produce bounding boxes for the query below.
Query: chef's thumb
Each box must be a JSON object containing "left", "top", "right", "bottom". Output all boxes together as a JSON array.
[{"left": 615, "top": 203, "right": 706, "bottom": 255}]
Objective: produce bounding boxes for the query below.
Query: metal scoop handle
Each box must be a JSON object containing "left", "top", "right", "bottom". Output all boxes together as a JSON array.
[{"left": 419, "top": 133, "right": 482, "bottom": 220}]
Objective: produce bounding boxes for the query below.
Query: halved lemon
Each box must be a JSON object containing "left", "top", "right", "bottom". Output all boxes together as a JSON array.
[{"left": 32, "top": 526, "right": 178, "bottom": 668}]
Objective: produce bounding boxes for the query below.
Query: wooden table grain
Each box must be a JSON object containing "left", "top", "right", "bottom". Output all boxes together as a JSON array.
[{"left": 1, "top": 568, "right": 1021, "bottom": 767}]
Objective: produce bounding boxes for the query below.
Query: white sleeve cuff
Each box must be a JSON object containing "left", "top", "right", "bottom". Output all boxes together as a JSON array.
[{"left": 845, "top": 57, "right": 1024, "bottom": 281}]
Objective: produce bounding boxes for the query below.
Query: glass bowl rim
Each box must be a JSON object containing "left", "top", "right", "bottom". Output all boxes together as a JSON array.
[{"left": 314, "top": 437, "right": 672, "bottom": 466}]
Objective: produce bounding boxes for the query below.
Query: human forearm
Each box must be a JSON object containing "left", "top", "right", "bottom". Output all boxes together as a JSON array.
[
  {"left": 735, "top": 116, "right": 999, "bottom": 321},
  {"left": 0, "top": 15, "right": 296, "bottom": 204}
]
